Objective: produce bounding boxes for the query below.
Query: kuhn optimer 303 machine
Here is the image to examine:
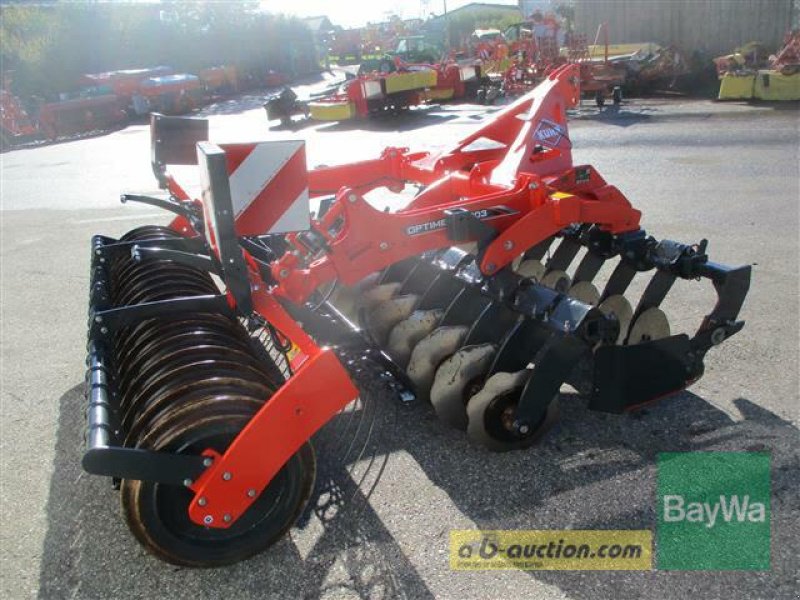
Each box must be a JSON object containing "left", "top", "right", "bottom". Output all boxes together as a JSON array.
[{"left": 84, "top": 65, "right": 750, "bottom": 566}]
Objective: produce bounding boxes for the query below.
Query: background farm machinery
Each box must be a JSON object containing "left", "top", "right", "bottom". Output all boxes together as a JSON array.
[
  {"left": 465, "top": 11, "right": 694, "bottom": 105},
  {"left": 2, "top": 63, "right": 266, "bottom": 148},
  {"left": 715, "top": 29, "right": 800, "bottom": 101},
  {"left": 1, "top": 84, "right": 127, "bottom": 148},
  {"left": 269, "top": 59, "right": 487, "bottom": 124},
  {"left": 82, "top": 64, "right": 750, "bottom": 567}
]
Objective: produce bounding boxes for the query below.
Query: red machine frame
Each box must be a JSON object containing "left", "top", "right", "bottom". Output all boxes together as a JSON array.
[{"left": 155, "top": 65, "right": 647, "bottom": 529}]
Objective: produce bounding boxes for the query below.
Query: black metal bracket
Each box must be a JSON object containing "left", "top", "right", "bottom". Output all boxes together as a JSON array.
[
  {"left": 90, "top": 294, "right": 232, "bottom": 339},
  {"left": 615, "top": 229, "right": 657, "bottom": 271},
  {"left": 651, "top": 238, "right": 709, "bottom": 278},
  {"left": 317, "top": 196, "right": 335, "bottom": 219},
  {"left": 515, "top": 334, "right": 589, "bottom": 428},
  {"left": 691, "top": 262, "right": 751, "bottom": 352},
  {"left": 120, "top": 193, "right": 199, "bottom": 220},
  {"left": 150, "top": 112, "right": 209, "bottom": 188},
  {"left": 131, "top": 244, "right": 220, "bottom": 275},
  {"left": 590, "top": 334, "right": 700, "bottom": 413},
  {"left": 295, "top": 228, "right": 331, "bottom": 255},
  {"left": 82, "top": 447, "right": 208, "bottom": 485},
  {"left": 579, "top": 225, "right": 617, "bottom": 259},
  {"left": 93, "top": 235, "right": 206, "bottom": 263},
  {"left": 444, "top": 208, "right": 496, "bottom": 247},
  {"left": 281, "top": 299, "right": 417, "bottom": 403},
  {"left": 197, "top": 142, "right": 254, "bottom": 315}
]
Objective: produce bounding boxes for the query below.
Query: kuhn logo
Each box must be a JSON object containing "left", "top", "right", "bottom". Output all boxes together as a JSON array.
[
  {"left": 406, "top": 206, "right": 518, "bottom": 236},
  {"left": 533, "top": 119, "right": 567, "bottom": 147},
  {"left": 662, "top": 495, "right": 766, "bottom": 529}
]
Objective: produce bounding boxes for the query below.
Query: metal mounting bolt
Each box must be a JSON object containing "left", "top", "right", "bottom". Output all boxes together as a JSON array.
[
  {"left": 223, "top": 514, "right": 232, "bottom": 523},
  {"left": 222, "top": 471, "right": 232, "bottom": 481},
  {"left": 198, "top": 497, "right": 207, "bottom": 507},
  {"left": 100, "top": 327, "right": 108, "bottom": 335},
  {"left": 711, "top": 327, "right": 726, "bottom": 346},
  {"left": 247, "top": 488, "right": 257, "bottom": 498},
  {"left": 203, "top": 457, "right": 213, "bottom": 467},
  {"left": 182, "top": 478, "right": 192, "bottom": 487},
  {"left": 94, "top": 316, "right": 103, "bottom": 323},
  {"left": 379, "top": 242, "right": 389, "bottom": 251},
  {"left": 503, "top": 240, "right": 514, "bottom": 251},
  {"left": 279, "top": 268, "right": 289, "bottom": 278},
  {"left": 518, "top": 424, "right": 530, "bottom": 435},
  {"left": 348, "top": 193, "right": 357, "bottom": 203},
  {"left": 528, "top": 182, "right": 539, "bottom": 190},
  {"left": 203, "top": 515, "right": 213, "bottom": 525}
]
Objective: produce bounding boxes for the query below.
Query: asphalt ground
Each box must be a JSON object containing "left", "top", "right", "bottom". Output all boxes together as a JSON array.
[{"left": 1, "top": 94, "right": 798, "bottom": 599}]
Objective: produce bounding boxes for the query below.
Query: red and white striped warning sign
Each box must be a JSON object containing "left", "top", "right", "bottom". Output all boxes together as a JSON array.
[{"left": 219, "top": 141, "right": 310, "bottom": 236}]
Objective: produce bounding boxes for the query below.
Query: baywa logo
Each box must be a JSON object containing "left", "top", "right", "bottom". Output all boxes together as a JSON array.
[
  {"left": 657, "top": 452, "right": 770, "bottom": 570},
  {"left": 663, "top": 494, "right": 766, "bottom": 528}
]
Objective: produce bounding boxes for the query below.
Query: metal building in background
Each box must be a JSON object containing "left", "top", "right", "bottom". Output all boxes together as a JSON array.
[{"left": 570, "top": 0, "right": 795, "bottom": 58}]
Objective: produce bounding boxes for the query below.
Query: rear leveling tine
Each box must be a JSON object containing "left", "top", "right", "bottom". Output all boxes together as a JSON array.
[
  {"left": 633, "top": 269, "right": 676, "bottom": 314},
  {"left": 521, "top": 235, "right": 556, "bottom": 262},
  {"left": 515, "top": 334, "right": 589, "bottom": 427},
  {"left": 571, "top": 250, "right": 606, "bottom": 284},
  {"left": 598, "top": 260, "right": 637, "bottom": 303},
  {"left": 544, "top": 236, "right": 583, "bottom": 272},
  {"left": 624, "top": 270, "right": 676, "bottom": 344},
  {"left": 489, "top": 318, "right": 552, "bottom": 376}
]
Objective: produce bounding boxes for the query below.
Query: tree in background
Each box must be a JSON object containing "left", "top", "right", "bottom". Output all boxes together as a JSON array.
[
  {"left": 444, "top": 10, "right": 522, "bottom": 50},
  {"left": 0, "top": 2, "right": 316, "bottom": 99}
]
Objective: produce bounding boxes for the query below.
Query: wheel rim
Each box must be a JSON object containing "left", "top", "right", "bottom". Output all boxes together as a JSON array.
[
  {"left": 123, "top": 413, "right": 315, "bottom": 567},
  {"left": 482, "top": 388, "right": 529, "bottom": 444}
]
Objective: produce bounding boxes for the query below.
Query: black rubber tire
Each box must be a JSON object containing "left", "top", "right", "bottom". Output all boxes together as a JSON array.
[
  {"left": 466, "top": 370, "right": 559, "bottom": 452},
  {"left": 121, "top": 409, "right": 316, "bottom": 567},
  {"left": 595, "top": 91, "right": 605, "bottom": 108}
]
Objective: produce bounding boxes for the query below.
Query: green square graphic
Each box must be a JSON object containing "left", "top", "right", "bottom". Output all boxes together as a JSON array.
[{"left": 657, "top": 452, "right": 770, "bottom": 570}]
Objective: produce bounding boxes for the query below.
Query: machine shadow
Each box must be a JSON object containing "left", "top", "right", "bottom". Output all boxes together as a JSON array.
[
  {"left": 39, "top": 382, "right": 798, "bottom": 599},
  {"left": 37, "top": 385, "right": 434, "bottom": 600},
  {"left": 391, "top": 389, "right": 799, "bottom": 598},
  {"left": 314, "top": 109, "right": 461, "bottom": 133},
  {"left": 2, "top": 123, "right": 129, "bottom": 153},
  {"left": 571, "top": 103, "right": 656, "bottom": 127},
  {"left": 195, "top": 92, "right": 277, "bottom": 117}
]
